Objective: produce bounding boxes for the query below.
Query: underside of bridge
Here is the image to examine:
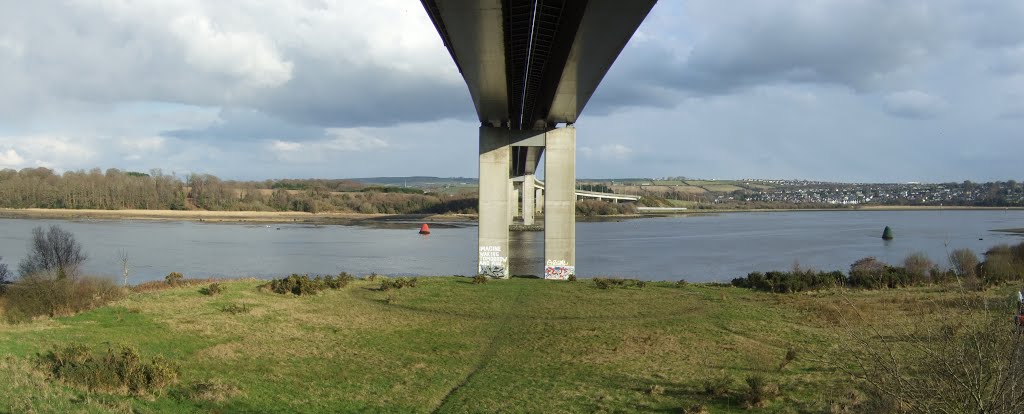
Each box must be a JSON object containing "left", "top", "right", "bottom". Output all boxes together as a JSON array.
[{"left": 421, "top": 0, "right": 656, "bottom": 278}]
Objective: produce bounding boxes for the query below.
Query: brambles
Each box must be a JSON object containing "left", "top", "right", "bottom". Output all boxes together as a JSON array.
[
  {"left": 199, "top": 283, "right": 223, "bottom": 296},
  {"left": 472, "top": 275, "right": 488, "bottom": 284},
  {"left": 40, "top": 344, "right": 177, "bottom": 395},
  {"left": 165, "top": 272, "right": 184, "bottom": 286}
]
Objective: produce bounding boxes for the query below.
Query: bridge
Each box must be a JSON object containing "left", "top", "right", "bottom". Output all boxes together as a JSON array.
[
  {"left": 508, "top": 176, "right": 641, "bottom": 222},
  {"left": 421, "top": 0, "right": 657, "bottom": 279}
]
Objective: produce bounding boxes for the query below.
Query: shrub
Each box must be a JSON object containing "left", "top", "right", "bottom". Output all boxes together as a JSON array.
[
  {"left": 904, "top": 252, "right": 934, "bottom": 282},
  {"left": 731, "top": 269, "right": 844, "bottom": 293},
  {"left": 165, "top": 272, "right": 184, "bottom": 286},
  {"left": 780, "top": 348, "right": 798, "bottom": 370},
  {"left": 265, "top": 274, "right": 323, "bottom": 295},
  {"left": 949, "top": 248, "right": 979, "bottom": 280},
  {"left": 472, "top": 275, "right": 488, "bottom": 284},
  {"left": 199, "top": 283, "right": 223, "bottom": 296},
  {"left": 567, "top": 274, "right": 577, "bottom": 282},
  {"left": 703, "top": 373, "right": 732, "bottom": 397},
  {"left": 675, "top": 279, "right": 689, "bottom": 287},
  {"left": 3, "top": 273, "right": 123, "bottom": 322},
  {"left": 743, "top": 375, "right": 779, "bottom": 408},
  {"left": 380, "top": 277, "right": 418, "bottom": 291},
  {"left": 0, "top": 257, "right": 9, "bottom": 293},
  {"left": 18, "top": 225, "right": 87, "bottom": 279},
  {"left": 40, "top": 344, "right": 177, "bottom": 395},
  {"left": 593, "top": 277, "right": 645, "bottom": 289},
  {"left": 849, "top": 257, "right": 885, "bottom": 289}
]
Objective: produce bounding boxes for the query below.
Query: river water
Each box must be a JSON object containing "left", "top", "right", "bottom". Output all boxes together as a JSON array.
[{"left": 0, "top": 210, "right": 1021, "bottom": 282}]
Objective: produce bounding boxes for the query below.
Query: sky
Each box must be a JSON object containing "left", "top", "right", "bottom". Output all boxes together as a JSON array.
[{"left": 0, "top": 1, "right": 1022, "bottom": 183}]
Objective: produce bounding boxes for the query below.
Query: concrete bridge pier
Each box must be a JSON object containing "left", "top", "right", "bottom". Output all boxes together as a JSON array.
[
  {"left": 478, "top": 125, "right": 510, "bottom": 278},
  {"left": 522, "top": 174, "right": 535, "bottom": 225},
  {"left": 543, "top": 125, "right": 576, "bottom": 280}
]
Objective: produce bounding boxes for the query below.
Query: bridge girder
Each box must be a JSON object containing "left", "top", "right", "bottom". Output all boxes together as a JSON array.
[{"left": 421, "top": 0, "right": 656, "bottom": 130}]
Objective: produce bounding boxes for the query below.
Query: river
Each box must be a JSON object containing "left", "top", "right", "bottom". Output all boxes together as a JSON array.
[{"left": 0, "top": 210, "right": 1021, "bottom": 282}]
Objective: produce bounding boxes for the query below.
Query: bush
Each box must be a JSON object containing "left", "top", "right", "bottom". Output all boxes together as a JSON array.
[
  {"left": 703, "top": 373, "right": 732, "bottom": 397},
  {"left": 0, "top": 257, "right": 9, "bottom": 293},
  {"left": 731, "top": 269, "right": 845, "bottom": 293},
  {"left": 743, "top": 375, "right": 779, "bottom": 408},
  {"left": 849, "top": 257, "right": 885, "bottom": 288},
  {"left": 40, "top": 344, "right": 177, "bottom": 395},
  {"left": 18, "top": 225, "right": 87, "bottom": 279},
  {"left": 199, "top": 283, "right": 223, "bottom": 296},
  {"left": 165, "top": 272, "right": 184, "bottom": 286},
  {"left": 472, "top": 275, "right": 488, "bottom": 285},
  {"left": 593, "top": 277, "right": 645, "bottom": 289},
  {"left": 949, "top": 248, "right": 979, "bottom": 281},
  {"left": 567, "top": 274, "right": 577, "bottom": 282},
  {"left": 904, "top": 252, "right": 935, "bottom": 282},
  {"left": 3, "top": 273, "right": 123, "bottom": 322},
  {"left": 380, "top": 277, "right": 418, "bottom": 291}
]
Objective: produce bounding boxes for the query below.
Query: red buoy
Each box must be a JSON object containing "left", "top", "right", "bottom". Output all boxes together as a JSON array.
[{"left": 419, "top": 223, "right": 431, "bottom": 235}]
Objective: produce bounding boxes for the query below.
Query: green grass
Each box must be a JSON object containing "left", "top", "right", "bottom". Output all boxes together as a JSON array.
[{"left": 0, "top": 278, "right": 1001, "bottom": 413}]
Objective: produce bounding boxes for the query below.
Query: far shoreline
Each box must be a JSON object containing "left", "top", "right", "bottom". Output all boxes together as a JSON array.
[{"left": 0, "top": 205, "right": 1020, "bottom": 225}]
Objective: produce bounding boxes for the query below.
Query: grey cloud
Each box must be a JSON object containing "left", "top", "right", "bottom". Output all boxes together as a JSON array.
[{"left": 883, "top": 90, "right": 948, "bottom": 119}]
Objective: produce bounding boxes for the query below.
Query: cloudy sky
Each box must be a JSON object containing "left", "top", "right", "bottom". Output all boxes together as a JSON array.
[{"left": 0, "top": 1, "right": 1021, "bottom": 183}]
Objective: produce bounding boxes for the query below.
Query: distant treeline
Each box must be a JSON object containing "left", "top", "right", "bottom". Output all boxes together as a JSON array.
[
  {"left": 731, "top": 242, "right": 1024, "bottom": 293},
  {"left": 0, "top": 168, "right": 476, "bottom": 214}
]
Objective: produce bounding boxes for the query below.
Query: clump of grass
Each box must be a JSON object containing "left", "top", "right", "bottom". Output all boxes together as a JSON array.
[
  {"left": 183, "top": 379, "right": 242, "bottom": 402},
  {"left": 380, "top": 277, "right": 418, "bottom": 291},
  {"left": 682, "top": 403, "right": 708, "bottom": 414},
  {"left": 165, "top": 272, "right": 184, "bottom": 286},
  {"left": 675, "top": 279, "right": 689, "bottom": 287},
  {"left": 567, "top": 274, "right": 577, "bottom": 282},
  {"left": 39, "top": 344, "right": 177, "bottom": 395},
  {"left": 646, "top": 384, "right": 664, "bottom": 395},
  {"left": 199, "top": 283, "right": 223, "bottom": 296},
  {"left": 743, "top": 375, "right": 779, "bottom": 408},
  {"left": 263, "top": 273, "right": 352, "bottom": 296},
  {"left": 220, "top": 303, "right": 252, "bottom": 314},
  {"left": 593, "top": 277, "right": 645, "bottom": 289},
  {"left": 366, "top": 272, "right": 381, "bottom": 281},
  {"left": 472, "top": 275, "right": 488, "bottom": 285}
]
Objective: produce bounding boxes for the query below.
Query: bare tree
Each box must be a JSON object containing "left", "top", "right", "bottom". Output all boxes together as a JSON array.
[
  {"left": 18, "top": 225, "right": 87, "bottom": 279},
  {"left": 116, "top": 249, "right": 130, "bottom": 287}
]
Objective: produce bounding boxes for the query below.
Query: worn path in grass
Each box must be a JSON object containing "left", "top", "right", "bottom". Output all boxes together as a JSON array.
[{"left": 0, "top": 277, "right": 996, "bottom": 413}]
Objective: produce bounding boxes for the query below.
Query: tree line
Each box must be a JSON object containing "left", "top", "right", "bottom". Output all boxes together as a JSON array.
[{"left": 0, "top": 167, "right": 478, "bottom": 214}]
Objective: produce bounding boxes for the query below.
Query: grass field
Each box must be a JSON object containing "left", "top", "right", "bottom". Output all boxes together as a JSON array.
[{"left": 0, "top": 277, "right": 1010, "bottom": 413}]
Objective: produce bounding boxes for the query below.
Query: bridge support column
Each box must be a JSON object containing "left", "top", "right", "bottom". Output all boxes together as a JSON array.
[
  {"left": 536, "top": 188, "right": 544, "bottom": 215},
  {"left": 522, "top": 174, "right": 535, "bottom": 225},
  {"left": 543, "top": 126, "right": 575, "bottom": 280},
  {"left": 478, "top": 125, "right": 510, "bottom": 279},
  {"left": 510, "top": 185, "right": 519, "bottom": 222}
]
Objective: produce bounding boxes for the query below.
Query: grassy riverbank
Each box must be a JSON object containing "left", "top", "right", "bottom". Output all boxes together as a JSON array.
[{"left": 0, "top": 277, "right": 1011, "bottom": 413}]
